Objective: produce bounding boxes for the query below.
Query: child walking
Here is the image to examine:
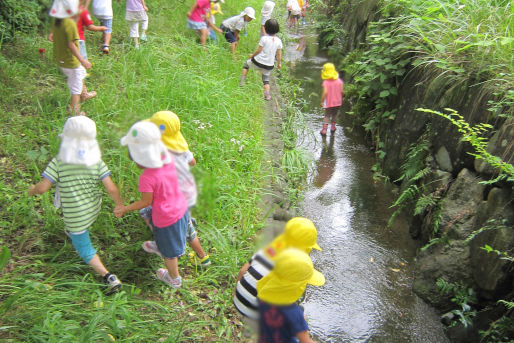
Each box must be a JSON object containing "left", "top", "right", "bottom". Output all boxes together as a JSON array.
[
  {"left": 124, "top": 0, "right": 149, "bottom": 49},
  {"left": 240, "top": 19, "right": 282, "bottom": 101},
  {"left": 257, "top": 248, "right": 325, "bottom": 343},
  {"left": 186, "top": 0, "right": 213, "bottom": 47},
  {"left": 115, "top": 121, "right": 189, "bottom": 288},
  {"left": 140, "top": 111, "right": 210, "bottom": 267},
  {"left": 260, "top": 1, "right": 275, "bottom": 37},
  {"left": 287, "top": 0, "right": 301, "bottom": 30},
  {"left": 28, "top": 116, "right": 123, "bottom": 294},
  {"left": 86, "top": 0, "right": 115, "bottom": 54},
  {"left": 206, "top": 0, "right": 224, "bottom": 42},
  {"left": 74, "top": 1, "right": 108, "bottom": 61},
  {"left": 49, "top": 0, "right": 94, "bottom": 115},
  {"left": 234, "top": 217, "right": 321, "bottom": 333},
  {"left": 320, "top": 62, "right": 344, "bottom": 135},
  {"left": 220, "top": 7, "right": 256, "bottom": 56}
]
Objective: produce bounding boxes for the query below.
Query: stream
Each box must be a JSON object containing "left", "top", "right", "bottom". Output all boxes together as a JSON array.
[{"left": 283, "top": 29, "right": 449, "bottom": 343}]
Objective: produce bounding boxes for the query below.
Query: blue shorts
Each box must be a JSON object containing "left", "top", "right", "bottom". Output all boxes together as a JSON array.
[
  {"left": 220, "top": 24, "right": 237, "bottom": 43},
  {"left": 78, "top": 40, "right": 88, "bottom": 60},
  {"left": 67, "top": 229, "right": 97, "bottom": 264},
  {"left": 187, "top": 19, "right": 207, "bottom": 30},
  {"left": 152, "top": 212, "right": 189, "bottom": 259},
  {"left": 98, "top": 18, "right": 113, "bottom": 34},
  {"left": 141, "top": 206, "right": 196, "bottom": 242}
]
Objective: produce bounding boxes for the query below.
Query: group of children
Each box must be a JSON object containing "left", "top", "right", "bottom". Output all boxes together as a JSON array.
[{"left": 35, "top": 0, "right": 348, "bottom": 340}]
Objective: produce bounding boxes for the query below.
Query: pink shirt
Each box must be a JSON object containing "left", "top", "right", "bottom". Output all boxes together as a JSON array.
[
  {"left": 139, "top": 162, "right": 188, "bottom": 228},
  {"left": 322, "top": 78, "right": 344, "bottom": 108},
  {"left": 188, "top": 0, "right": 210, "bottom": 23}
]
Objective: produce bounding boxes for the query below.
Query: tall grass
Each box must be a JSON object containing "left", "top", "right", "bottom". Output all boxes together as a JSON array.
[{"left": 0, "top": 0, "right": 282, "bottom": 341}]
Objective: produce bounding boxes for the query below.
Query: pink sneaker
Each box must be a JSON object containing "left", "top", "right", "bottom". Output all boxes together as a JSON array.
[
  {"left": 142, "top": 241, "right": 162, "bottom": 257},
  {"left": 156, "top": 268, "right": 182, "bottom": 288}
]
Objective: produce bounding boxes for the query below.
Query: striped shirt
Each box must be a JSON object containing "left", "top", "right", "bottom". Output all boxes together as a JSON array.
[
  {"left": 42, "top": 158, "right": 111, "bottom": 232},
  {"left": 233, "top": 249, "right": 275, "bottom": 320}
]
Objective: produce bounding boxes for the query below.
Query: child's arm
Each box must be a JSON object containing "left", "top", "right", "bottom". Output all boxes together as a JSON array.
[
  {"left": 296, "top": 331, "right": 316, "bottom": 343},
  {"left": 189, "top": 157, "right": 197, "bottom": 166},
  {"left": 28, "top": 179, "right": 53, "bottom": 196},
  {"left": 320, "top": 85, "right": 328, "bottom": 107},
  {"left": 187, "top": 1, "right": 197, "bottom": 17},
  {"left": 68, "top": 40, "right": 92, "bottom": 69},
  {"left": 276, "top": 48, "right": 282, "bottom": 69},
  {"left": 114, "top": 192, "right": 153, "bottom": 217},
  {"left": 249, "top": 45, "right": 263, "bottom": 59},
  {"left": 86, "top": 24, "right": 108, "bottom": 32},
  {"left": 101, "top": 176, "right": 123, "bottom": 207},
  {"left": 207, "top": 20, "right": 223, "bottom": 33},
  {"left": 236, "top": 262, "right": 250, "bottom": 281},
  {"left": 139, "top": 0, "right": 148, "bottom": 12}
]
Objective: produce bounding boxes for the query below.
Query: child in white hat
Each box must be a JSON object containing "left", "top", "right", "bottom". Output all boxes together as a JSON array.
[
  {"left": 141, "top": 111, "right": 211, "bottom": 267},
  {"left": 115, "top": 121, "right": 189, "bottom": 289},
  {"left": 220, "top": 7, "right": 256, "bottom": 55},
  {"left": 85, "top": 0, "right": 115, "bottom": 54},
  {"left": 49, "top": 0, "right": 95, "bottom": 115},
  {"left": 28, "top": 116, "right": 124, "bottom": 294}
]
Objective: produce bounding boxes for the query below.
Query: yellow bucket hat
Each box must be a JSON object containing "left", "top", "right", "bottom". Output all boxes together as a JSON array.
[
  {"left": 265, "top": 217, "right": 322, "bottom": 259},
  {"left": 211, "top": 2, "right": 223, "bottom": 15},
  {"left": 257, "top": 248, "right": 325, "bottom": 305},
  {"left": 148, "top": 111, "right": 188, "bottom": 153},
  {"left": 321, "top": 62, "right": 339, "bottom": 80}
]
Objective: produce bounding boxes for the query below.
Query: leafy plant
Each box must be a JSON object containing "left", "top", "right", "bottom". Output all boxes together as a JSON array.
[
  {"left": 437, "top": 278, "right": 477, "bottom": 328},
  {"left": 0, "top": 246, "right": 10, "bottom": 270}
]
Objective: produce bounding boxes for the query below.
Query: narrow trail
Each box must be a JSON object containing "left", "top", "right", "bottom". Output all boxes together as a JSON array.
[{"left": 283, "top": 28, "right": 449, "bottom": 343}]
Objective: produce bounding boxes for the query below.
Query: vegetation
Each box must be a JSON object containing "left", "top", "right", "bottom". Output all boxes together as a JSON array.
[{"left": 0, "top": 0, "right": 294, "bottom": 341}]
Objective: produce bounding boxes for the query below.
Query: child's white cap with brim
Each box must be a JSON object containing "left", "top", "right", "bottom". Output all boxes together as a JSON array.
[
  {"left": 58, "top": 116, "right": 101, "bottom": 166},
  {"left": 241, "top": 7, "right": 256, "bottom": 19},
  {"left": 261, "top": 1, "right": 275, "bottom": 17},
  {"left": 49, "top": 0, "right": 79, "bottom": 18},
  {"left": 120, "top": 121, "right": 172, "bottom": 169}
]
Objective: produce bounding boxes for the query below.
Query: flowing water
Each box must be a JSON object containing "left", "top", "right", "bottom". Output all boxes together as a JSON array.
[{"left": 284, "top": 29, "right": 449, "bottom": 343}]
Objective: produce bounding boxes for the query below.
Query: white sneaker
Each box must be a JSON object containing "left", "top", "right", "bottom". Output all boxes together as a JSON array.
[
  {"left": 142, "top": 241, "right": 162, "bottom": 257},
  {"left": 156, "top": 268, "right": 181, "bottom": 288}
]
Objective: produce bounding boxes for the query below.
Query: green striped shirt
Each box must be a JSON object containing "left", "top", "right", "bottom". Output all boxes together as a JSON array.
[{"left": 42, "top": 158, "right": 111, "bottom": 232}]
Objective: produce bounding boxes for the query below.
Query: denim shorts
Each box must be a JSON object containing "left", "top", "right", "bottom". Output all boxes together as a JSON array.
[
  {"left": 141, "top": 206, "right": 196, "bottom": 242},
  {"left": 67, "top": 229, "right": 97, "bottom": 264},
  {"left": 187, "top": 19, "right": 207, "bottom": 30},
  {"left": 220, "top": 24, "right": 237, "bottom": 43},
  {"left": 78, "top": 40, "right": 88, "bottom": 60},
  {"left": 152, "top": 212, "right": 189, "bottom": 259},
  {"left": 98, "top": 18, "right": 113, "bottom": 34}
]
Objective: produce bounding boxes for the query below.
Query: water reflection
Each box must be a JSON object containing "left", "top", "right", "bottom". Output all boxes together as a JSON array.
[{"left": 314, "top": 134, "right": 336, "bottom": 188}]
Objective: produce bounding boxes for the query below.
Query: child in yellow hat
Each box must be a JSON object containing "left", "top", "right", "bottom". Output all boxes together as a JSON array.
[
  {"left": 257, "top": 248, "right": 325, "bottom": 342},
  {"left": 320, "top": 62, "right": 344, "bottom": 135},
  {"left": 233, "top": 217, "right": 321, "bottom": 333},
  {"left": 138, "top": 111, "right": 211, "bottom": 267}
]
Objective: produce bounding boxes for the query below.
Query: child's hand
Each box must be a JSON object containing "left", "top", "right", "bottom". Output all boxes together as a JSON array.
[
  {"left": 28, "top": 185, "right": 37, "bottom": 196},
  {"left": 114, "top": 205, "right": 126, "bottom": 218},
  {"left": 48, "top": 33, "right": 54, "bottom": 42},
  {"left": 100, "top": 26, "right": 108, "bottom": 31},
  {"left": 277, "top": 62, "right": 282, "bottom": 69},
  {"left": 144, "top": 5, "right": 148, "bottom": 11},
  {"left": 82, "top": 60, "right": 92, "bottom": 69}
]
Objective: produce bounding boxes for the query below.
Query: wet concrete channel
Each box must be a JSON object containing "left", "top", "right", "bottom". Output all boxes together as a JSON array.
[{"left": 283, "top": 29, "right": 449, "bottom": 343}]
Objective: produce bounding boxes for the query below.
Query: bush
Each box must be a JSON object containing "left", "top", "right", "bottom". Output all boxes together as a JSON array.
[{"left": 0, "top": 0, "right": 52, "bottom": 43}]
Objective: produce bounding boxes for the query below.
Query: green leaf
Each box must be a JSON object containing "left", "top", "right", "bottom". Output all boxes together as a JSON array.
[
  {"left": 379, "top": 90, "right": 390, "bottom": 98},
  {"left": 0, "top": 246, "right": 11, "bottom": 270}
]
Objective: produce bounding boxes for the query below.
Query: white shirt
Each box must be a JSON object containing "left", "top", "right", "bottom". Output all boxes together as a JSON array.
[
  {"left": 222, "top": 14, "right": 244, "bottom": 32},
  {"left": 91, "top": 0, "right": 113, "bottom": 19},
  {"left": 287, "top": 0, "right": 301, "bottom": 15},
  {"left": 254, "top": 35, "right": 283, "bottom": 67}
]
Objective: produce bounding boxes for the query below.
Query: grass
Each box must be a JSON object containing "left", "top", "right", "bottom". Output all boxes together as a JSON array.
[{"left": 0, "top": 0, "right": 288, "bottom": 341}]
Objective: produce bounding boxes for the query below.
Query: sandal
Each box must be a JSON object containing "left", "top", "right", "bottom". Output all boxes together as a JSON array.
[{"left": 80, "top": 91, "right": 97, "bottom": 102}]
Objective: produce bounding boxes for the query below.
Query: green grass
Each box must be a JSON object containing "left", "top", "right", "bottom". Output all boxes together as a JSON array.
[{"left": 0, "top": 0, "right": 285, "bottom": 341}]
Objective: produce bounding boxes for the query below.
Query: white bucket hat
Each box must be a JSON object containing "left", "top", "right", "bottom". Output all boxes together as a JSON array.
[
  {"left": 241, "top": 7, "right": 256, "bottom": 19},
  {"left": 120, "top": 121, "right": 172, "bottom": 168},
  {"left": 58, "top": 116, "right": 101, "bottom": 166},
  {"left": 261, "top": 1, "right": 275, "bottom": 17},
  {"left": 49, "top": 0, "right": 79, "bottom": 18}
]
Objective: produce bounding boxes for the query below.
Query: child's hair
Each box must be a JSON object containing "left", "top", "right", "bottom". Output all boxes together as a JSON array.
[{"left": 264, "top": 19, "right": 279, "bottom": 35}]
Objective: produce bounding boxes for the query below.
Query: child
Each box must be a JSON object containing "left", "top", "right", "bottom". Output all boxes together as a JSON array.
[
  {"left": 234, "top": 217, "right": 321, "bottom": 332},
  {"left": 257, "top": 248, "right": 325, "bottom": 343},
  {"left": 287, "top": 0, "right": 301, "bottom": 30},
  {"left": 320, "top": 62, "right": 344, "bottom": 135},
  {"left": 186, "top": 0, "right": 213, "bottom": 46},
  {"left": 28, "top": 116, "right": 123, "bottom": 294},
  {"left": 260, "top": 1, "right": 275, "bottom": 37},
  {"left": 206, "top": 0, "right": 224, "bottom": 42},
  {"left": 240, "top": 19, "right": 282, "bottom": 101},
  {"left": 301, "top": 0, "right": 309, "bottom": 25},
  {"left": 115, "top": 121, "right": 189, "bottom": 289},
  {"left": 220, "top": 7, "right": 256, "bottom": 55},
  {"left": 124, "top": 0, "right": 149, "bottom": 49},
  {"left": 49, "top": 0, "right": 94, "bottom": 115},
  {"left": 86, "top": 0, "right": 115, "bottom": 54},
  {"left": 140, "top": 111, "right": 210, "bottom": 267}
]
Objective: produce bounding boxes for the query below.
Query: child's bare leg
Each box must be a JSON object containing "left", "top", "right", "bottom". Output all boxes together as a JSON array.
[
  {"left": 189, "top": 237, "right": 206, "bottom": 259},
  {"left": 199, "top": 28, "right": 208, "bottom": 45},
  {"left": 163, "top": 257, "right": 179, "bottom": 279},
  {"left": 264, "top": 83, "right": 271, "bottom": 93},
  {"left": 70, "top": 94, "right": 81, "bottom": 115},
  {"left": 88, "top": 254, "right": 109, "bottom": 276},
  {"left": 104, "top": 32, "right": 112, "bottom": 46},
  {"left": 143, "top": 217, "right": 153, "bottom": 231},
  {"left": 230, "top": 42, "right": 237, "bottom": 55}
]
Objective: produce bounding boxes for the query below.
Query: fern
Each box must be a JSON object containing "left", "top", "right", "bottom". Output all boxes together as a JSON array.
[
  {"left": 415, "top": 193, "right": 437, "bottom": 215},
  {"left": 498, "top": 300, "right": 514, "bottom": 310}
]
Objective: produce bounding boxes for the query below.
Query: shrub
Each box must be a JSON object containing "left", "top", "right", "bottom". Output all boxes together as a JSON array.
[{"left": 0, "top": 0, "right": 52, "bottom": 44}]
